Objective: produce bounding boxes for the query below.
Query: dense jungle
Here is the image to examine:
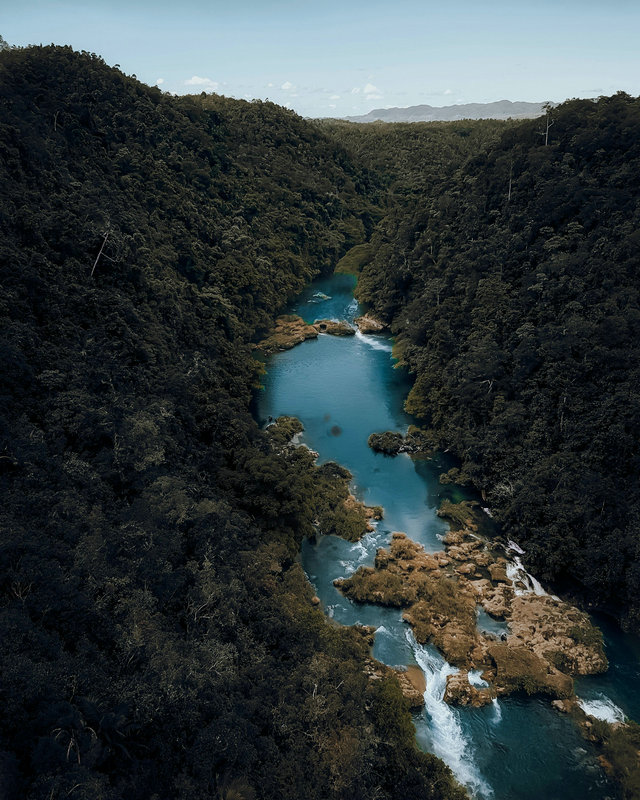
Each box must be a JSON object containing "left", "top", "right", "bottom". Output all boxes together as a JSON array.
[{"left": 1, "top": 43, "right": 639, "bottom": 800}]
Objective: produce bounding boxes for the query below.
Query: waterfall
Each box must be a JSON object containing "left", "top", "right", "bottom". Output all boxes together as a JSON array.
[
  {"left": 506, "top": 554, "right": 547, "bottom": 596},
  {"left": 578, "top": 695, "right": 626, "bottom": 724},
  {"left": 408, "top": 631, "right": 493, "bottom": 798}
]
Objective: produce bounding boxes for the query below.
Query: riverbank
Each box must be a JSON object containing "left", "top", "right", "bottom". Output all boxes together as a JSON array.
[{"left": 256, "top": 271, "right": 628, "bottom": 799}]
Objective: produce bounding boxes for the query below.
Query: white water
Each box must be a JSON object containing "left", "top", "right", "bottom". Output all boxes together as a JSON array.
[
  {"left": 578, "top": 695, "right": 626, "bottom": 724},
  {"left": 408, "top": 631, "right": 493, "bottom": 798},
  {"left": 468, "top": 669, "right": 490, "bottom": 688},
  {"left": 506, "top": 555, "right": 547, "bottom": 596},
  {"left": 354, "top": 329, "right": 394, "bottom": 352},
  {"left": 308, "top": 291, "right": 331, "bottom": 303}
]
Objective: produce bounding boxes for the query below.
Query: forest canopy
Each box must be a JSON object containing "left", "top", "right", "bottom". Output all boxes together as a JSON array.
[
  {"left": 349, "top": 93, "right": 640, "bottom": 630},
  {"left": 2, "top": 40, "right": 639, "bottom": 800},
  {"left": 0, "top": 46, "right": 464, "bottom": 800}
]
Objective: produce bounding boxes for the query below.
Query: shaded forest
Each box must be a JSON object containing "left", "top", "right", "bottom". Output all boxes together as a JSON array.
[
  {"left": 350, "top": 94, "right": 640, "bottom": 630},
  {"left": 0, "top": 47, "right": 465, "bottom": 800},
  {"left": 3, "top": 40, "right": 640, "bottom": 800}
]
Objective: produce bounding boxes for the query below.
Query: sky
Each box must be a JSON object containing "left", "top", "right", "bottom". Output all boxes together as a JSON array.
[{"left": 3, "top": 0, "right": 640, "bottom": 118}]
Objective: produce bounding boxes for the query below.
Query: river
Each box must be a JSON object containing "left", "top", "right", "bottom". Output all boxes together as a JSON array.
[{"left": 255, "top": 272, "right": 636, "bottom": 799}]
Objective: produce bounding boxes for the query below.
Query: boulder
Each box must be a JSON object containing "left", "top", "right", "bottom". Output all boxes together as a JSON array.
[
  {"left": 488, "top": 562, "right": 510, "bottom": 583},
  {"left": 487, "top": 642, "right": 574, "bottom": 699},
  {"left": 354, "top": 313, "right": 388, "bottom": 334},
  {"left": 444, "top": 672, "right": 493, "bottom": 707},
  {"left": 313, "top": 319, "right": 356, "bottom": 336}
]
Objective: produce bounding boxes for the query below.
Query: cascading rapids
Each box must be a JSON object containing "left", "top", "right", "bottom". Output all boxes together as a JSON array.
[
  {"left": 407, "top": 630, "right": 493, "bottom": 799},
  {"left": 355, "top": 329, "right": 394, "bottom": 352}
]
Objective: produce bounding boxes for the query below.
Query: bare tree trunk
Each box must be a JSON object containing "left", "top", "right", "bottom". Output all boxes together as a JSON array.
[{"left": 90, "top": 232, "right": 109, "bottom": 277}]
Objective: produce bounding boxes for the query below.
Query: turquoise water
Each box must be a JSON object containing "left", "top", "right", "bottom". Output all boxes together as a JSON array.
[{"left": 255, "top": 274, "right": 627, "bottom": 799}]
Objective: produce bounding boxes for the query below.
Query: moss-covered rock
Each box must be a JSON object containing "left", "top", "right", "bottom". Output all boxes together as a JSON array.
[
  {"left": 368, "top": 431, "right": 405, "bottom": 454},
  {"left": 368, "top": 428, "right": 435, "bottom": 456},
  {"left": 256, "top": 314, "right": 319, "bottom": 353},
  {"left": 487, "top": 643, "right": 574, "bottom": 699},
  {"left": 394, "top": 667, "right": 426, "bottom": 709},
  {"left": 444, "top": 672, "right": 493, "bottom": 707},
  {"left": 355, "top": 313, "right": 388, "bottom": 334},
  {"left": 508, "top": 595, "right": 608, "bottom": 675},
  {"left": 437, "top": 500, "right": 479, "bottom": 531}
]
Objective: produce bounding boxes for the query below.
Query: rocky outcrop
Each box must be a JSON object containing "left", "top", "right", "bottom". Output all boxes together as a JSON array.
[
  {"left": 363, "top": 503, "right": 384, "bottom": 522},
  {"left": 359, "top": 652, "right": 425, "bottom": 709},
  {"left": 394, "top": 667, "right": 426, "bottom": 709},
  {"left": 255, "top": 315, "right": 319, "bottom": 353},
  {"left": 486, "top": 642, "right": 574, "bottom": 699},
  {"left": 335, "top": 532, "right": 479, "bottom": 666},
  {"left": 367, "top": 428, "right": 434, "bottom": 457},
  {"left": 344, "top": 493, "right": 383, "bottom": 533},
  {"left": 444, "top": 672, "right": 493, "bottom": 707},
  {"left": 368, "top": 431, "right": 404, "bottom": 455},
  {"left": 508, "top": 595, "right": 608, "bottom": 675},
  {"left": 313, "top": 319, "right": 356, "bottom": 336},
  {"left": 436, "top": 499, "right": 479, "bottom": 531},
  {"left": 255, "top": 315, "right": 355, "bottom": 353},
  {"left": 354, "top": 313, "right": 388, "bottom": 334},
  {"left": 470, "top": 579, "right": 513, "bottom": 618},
  {"left": 333, "top": 503, "right": 608, "bottom": 706}
]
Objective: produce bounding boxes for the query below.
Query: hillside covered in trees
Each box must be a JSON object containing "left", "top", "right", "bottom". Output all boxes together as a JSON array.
[
  {"left": 352, "top": 93, "right": 640, "bottom": 630},
  {"left": 3, "top": 39, "right": 640, "bottom": 800},
  {"left": 0, "top": 46, "right": 466, "bottom": 800}
]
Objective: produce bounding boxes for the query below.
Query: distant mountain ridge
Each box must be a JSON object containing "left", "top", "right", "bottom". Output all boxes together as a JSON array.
[{"left": 343, "top": 99, "right": 550, "bottom": 123}]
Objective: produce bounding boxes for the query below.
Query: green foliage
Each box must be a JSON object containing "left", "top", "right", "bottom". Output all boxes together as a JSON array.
[
  {"left": 592, "top": 720, "right": 640, "bottom": 800},
  {"left": 310, "top": 462, "right": 371, "bottom": 542},
  {"left": 335, "top": 243, "right": 373, "bottom": 275},
  {"left": 437, "top": 500, "right": 477, "bottom": 530},
  {"left": 0, "top": 45, "right": 463, "bottom": 800},
  {"left": 265, "top": 415, "right": 304, "bottom": 448},
  {"left": 338, "top": 568, "right": 418, "bottom": 607},
  {"left": 368, "top": 431, "right": 405, "bottom": 454},
  {"left": 568, "top": 625, "right": 604, "bottom": 649},
  {"left": 355, "top": 92, "right": 640, "bottom": 629}
]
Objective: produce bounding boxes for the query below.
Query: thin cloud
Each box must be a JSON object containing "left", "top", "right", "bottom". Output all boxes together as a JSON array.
[
  {"left": 330, "top": 94, "right": 340, "bottom": 100},
  {"left": 364, "top": 82, "right": 379, "bottom": 95},
  {"left": 281, "top": 80, "right": 294, "bottom": 90},
  {"left": 156, "top": 78, "right": 165, "bottom": 85},
  {"left": 185, "top": 76, "right": 219, "bottom": 90}
]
